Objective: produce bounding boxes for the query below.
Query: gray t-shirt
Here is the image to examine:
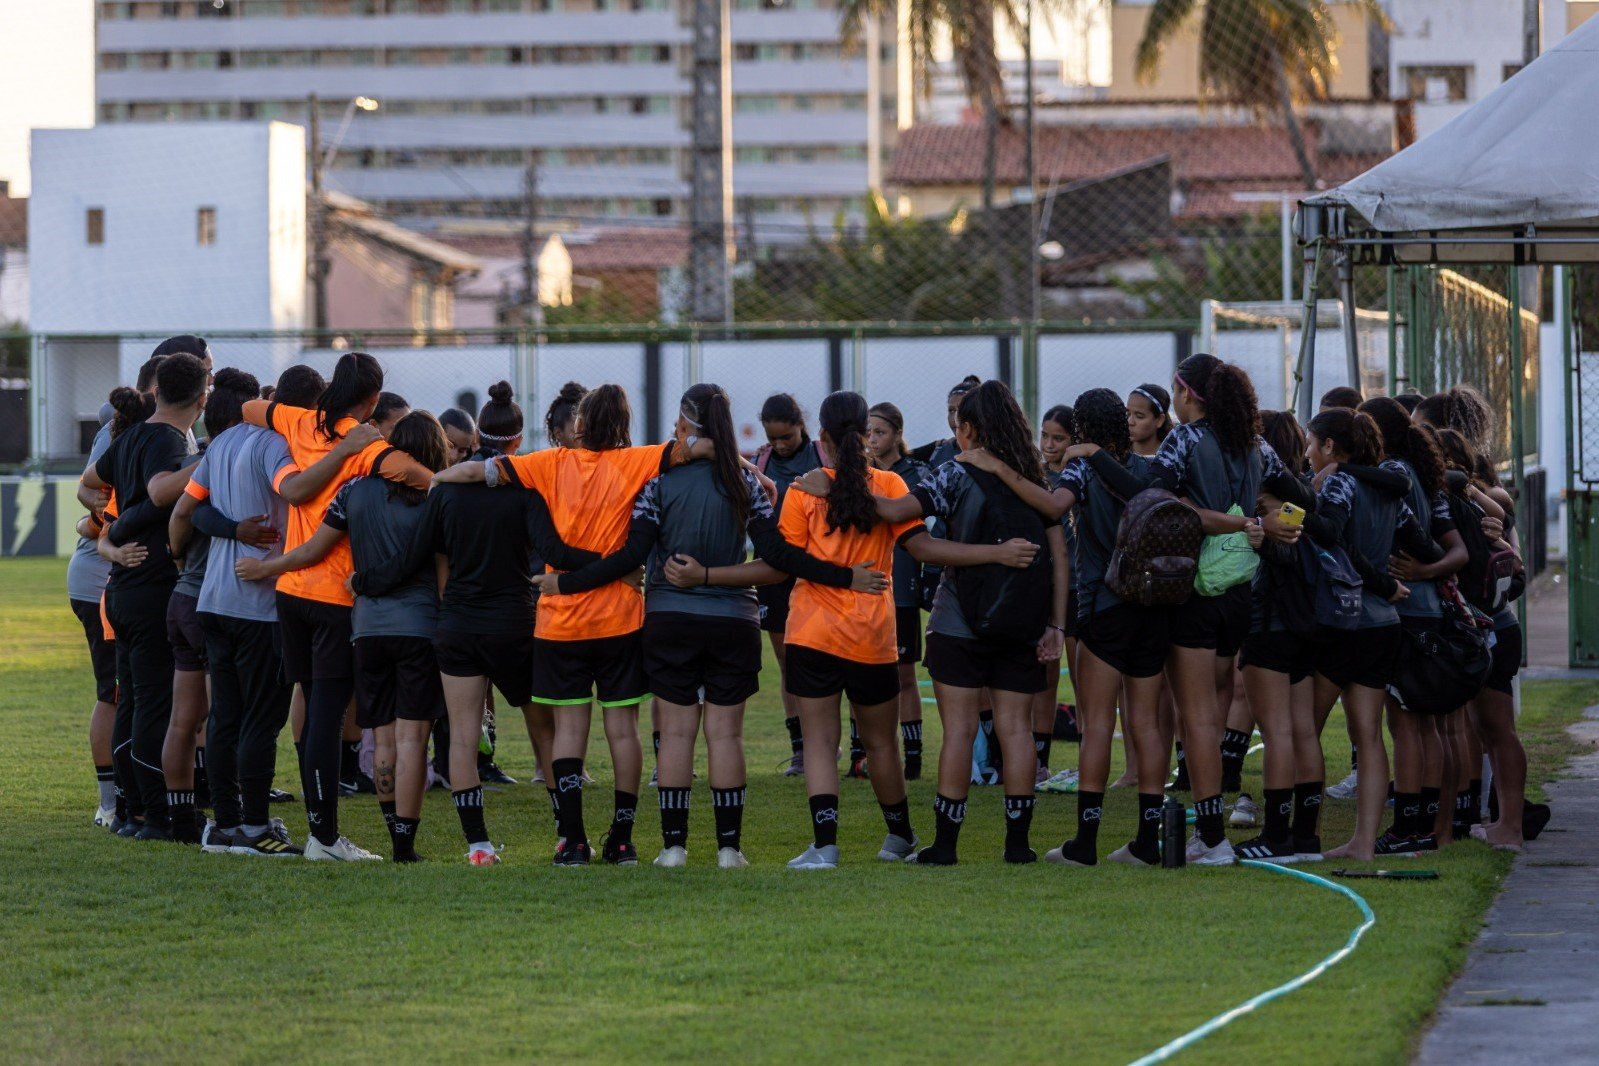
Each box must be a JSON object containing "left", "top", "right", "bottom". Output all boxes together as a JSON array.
[
  {"left": 637, "top": 462, "right": 773, "bottom": 624},
  {"left": 193, "top": 423, "right": 295, "bottom": 623},
  {"left": 66, "top": 421, "right": 114, "bottom": 603},
  {"left": 173, "top": 523, "right": 210, "bottom": 599},
  {"left": 326, "top": 476, "right": 437, "bottom": 640},
  {"left": 1056, "top": 451, "right": 1152, "bottom": 616}
]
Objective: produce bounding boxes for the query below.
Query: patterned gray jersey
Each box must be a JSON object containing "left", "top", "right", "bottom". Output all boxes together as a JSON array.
[
  {"left": 636, "top": 462, "right": 773, "bottom": 623},
  {"left": 325, "top": 477, "right": 438, "bottom": 640}
]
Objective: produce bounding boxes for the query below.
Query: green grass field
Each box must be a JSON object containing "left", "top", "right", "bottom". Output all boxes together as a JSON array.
[{"left": 2, "top": 557, "right": 1594, "bottom": 1064}]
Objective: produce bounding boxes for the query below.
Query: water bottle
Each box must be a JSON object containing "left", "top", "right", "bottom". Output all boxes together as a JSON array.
[{"left": 1161, "top": 797, "right": 1186, "bottom": 868}]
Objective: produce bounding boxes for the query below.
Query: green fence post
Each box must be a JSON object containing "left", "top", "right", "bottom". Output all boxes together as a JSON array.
[
  {"left": 1021, "top": 320, "right": 1040, "bottom": 426},
  {"left": 1386, "top": 265, "right": 1398, "bottom": 393}
]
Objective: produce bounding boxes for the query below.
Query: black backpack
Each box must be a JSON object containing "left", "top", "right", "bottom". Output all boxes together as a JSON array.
[
  {"left": 1447, "top": 491, "right": 1526, "bottom": 614},
  {"left": 1267, "top": 538, "right": 1362, "bottom": 640},
  {"left": 952, "top": 467, "right": 1052, "bottom": 643},
  {"left": 1390, "top": 580, "right": 1495, "bottom": 715}
]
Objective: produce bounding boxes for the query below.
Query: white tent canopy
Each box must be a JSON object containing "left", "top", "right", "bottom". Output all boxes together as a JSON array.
[{"left": 1302, "top": 15, "right": 1599, "bottom": 262}]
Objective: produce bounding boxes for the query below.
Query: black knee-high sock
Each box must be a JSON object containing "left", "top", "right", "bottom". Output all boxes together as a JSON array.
[
  {"left": 1074, "top": 790, "right": 1104, "bottom": 846},
  {"left": 552, "top": 758, "right": 586, "bottom": 846},
  {"left": 849, "top": 718, "right": 865, "bottom": 761},
  {"left": 712, "top": 786, "right": 745, "bottom": 851},
  {"left": 1466, "top": 778, "right": 1483, "bottom": 825},
  {"left": 610, "top": 790, "right": 638, "bottom": 844},
  {"left": 785, "top": 716, "right": 804, "bottom": 756},
  {"left": 167, "top": 790, "right": 196, "bottom": 838},
  {"left": 193, "top": 746, "right": 210, "bottom": 807},
  {"left": 901, "top": 720, "right": 923, "bottom": 759},
  {"left": 1135, "top": 792, "right": 1164, "bottom": 855},
  {"left": 809, "top": 793, "right": 840, "bottom": 848},
  {"left": 391, "top": 817, "right": 419, "bottom": 861},
  {"left": 379, "top": 798, "right": 397, "bottom": 830},
  {"left": 930, "top": 793, "right": 966, "bottom": 854},
  {"left": 659, "top": 787, "right": 691, "bottom": 848},
  {"left": 453, "top": 786, "right": 488, "bottom": 844},
  {"left": 1220, "top": 729, "right": 1250, "bottom": 790},
  {"left": 1292, "top": 781, "right": 1324, "bottom": 841},
  {"left": 1034, "top": 732, "right": 1053, "bottom": 770},
  {"left": 1193, "top": 793, "right": 1225, "bottom": 847},
  {"left": 879, "top": 797, "right": 913, "bottom": 843},
  {"left": 1394, "top": 791, "right": 1421, "bottom": 836},
  {"left": 1419, "top": 786, "right": 1442, "bottom": 837},
  {"left": 546, "top": 787, "right": 560, "bottom": 835},
  {"left": 1004, "top": 794, "right": 1036, "bottom": 860},
  {"left": 1263, "top": 787, "right": 1293, "bottom": 841}
]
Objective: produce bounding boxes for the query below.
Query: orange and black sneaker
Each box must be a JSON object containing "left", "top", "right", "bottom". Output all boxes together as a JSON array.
[
  {"left": 553, "top": 840, "right": 591, "bottom": 867},
  {"left": 601, "top": 833, "right": 639, "bottom": 866}
]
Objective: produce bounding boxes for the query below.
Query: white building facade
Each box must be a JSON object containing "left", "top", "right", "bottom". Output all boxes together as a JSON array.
[{"left": 93, "top": 0, "right": 897, "bottom": 235}]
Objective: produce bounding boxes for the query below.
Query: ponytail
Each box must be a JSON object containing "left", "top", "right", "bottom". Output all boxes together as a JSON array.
[
  {"left": 576, "top": 383, "right": 632, "bottom": 450},
  {"left": 682, "top": 383, "right": 748, "bottom": 532},
  {"left": 1175, "top": 353, "right": 1260, "bottom": 455},
  {"left": 818, "top": 391, "right": 877, "bottom": 534},
  {"left": 958, "top": 380, "right": 1047, "bottom": 486},
  {"left": 385, "top": 411, "right": 449, "bottom": 506},
  {"left": 1359, "top": 396, "right": 1445, "bottom": 496},
  {"left": 108, "top": 386, "right": 153, "bottom": 440},
  {"left": 1307, "top": 408, "right": 1384, "bottom": 466},
  {"left": 315, "top": 351, "right": 384, "bottom": 442},
  {"left": 545, "top": 381, "right": 585, "bottom": 445}
]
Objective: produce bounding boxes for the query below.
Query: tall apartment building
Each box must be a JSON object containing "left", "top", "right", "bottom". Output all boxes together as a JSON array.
[{"left": 94, "top": 0, "right": 896, "bottom": 234}]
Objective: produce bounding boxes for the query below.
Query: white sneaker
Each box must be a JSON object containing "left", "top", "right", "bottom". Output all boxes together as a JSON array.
[
  {"left": 1037, "top": 768, "right": 1080, "bottom": 794},
  {"left": 304, "top": 835, "right": 384, "bottom": 862},
  {"left": 649, "top": 766, "right": 658, "bottom": 788},
  {"left": 1107, "top": 842, "right": 1158, "bottom": 866},
  {"left": 877, "top": 833, "right": 918, "bottom": 862},
  {"left": 1035, "top": 764, "right": 1051, "bottom": 787},
  {"left": 1326, "top": 771, "right": 1358, "bottom": 800},
  {"left": 717, "top": 847, "right": 749, "bottom": 868},
  {"left": 1184, "top": 834, "right": 1237, "bottom": 866},
  {"left": 653, "top": 845, "right": 688, "bottom": 868},
  {"left": 94, "top": 806, "right": 116, "bottom": 829},
  {"left": 467, "top": 842, "right": 502, "bottom": 866},
  {"left": 1229, "top": 794, "right": 1261, "bottom": 828},
  {"left": 787, "top": 843, "right": 840, "bottom": 869}
]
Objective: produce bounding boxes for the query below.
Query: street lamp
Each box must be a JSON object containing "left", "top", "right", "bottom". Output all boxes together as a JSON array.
[{"left": 308, "top": 94, "right": 380, "bottom": 332}]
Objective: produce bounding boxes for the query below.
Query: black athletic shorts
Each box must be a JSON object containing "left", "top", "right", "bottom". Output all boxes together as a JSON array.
[
  {"left": 785, "top": 643, "right": 899, "bottom": 706},
  {"left": 924, "top": 631, "right": 1047, "bottom": 695},
  {"left": 433, "top": 628, "right": 534, "bottom": 707},
  {"left": 276, "top": 591, "right": 354, "bottom": 684},
  {"left": 895, "top": 606, "right": 923, "bottom": 665},
  {"left": 1485, "top": 622, "right": 1522, "bottom": 695},
  {"left": 757, "top": 576, "right": 795, "bottom": 634},
  {"left": 1170, "top": 582, "right": 1251, "bottom": 656},
  {"left": 165, "top": 590, "right": 208, "bottom": 673},
  {"left": 70, "top": 598, "right": 117, "bottom": 704},
  {"left": 1239, "top": 627, "right": 1316, "bottom": 684},
  {"left": 355, "top": 635, "right": 446, "bottom": 728},
  {"left": 1079, "top": 601, "right": 1169, "bottom": 679},
  {"left": 643, "top": 612, "right": 761, "bottom": 706},
  {"left": 531, "top": 631, "right": 648, "bottom": 708},
  {"left": 1064, "top": 587, "right": 1080, "bottom": 640},
  {"left": 1315, "top": 624, "right": 1402, "bottom": 690}
]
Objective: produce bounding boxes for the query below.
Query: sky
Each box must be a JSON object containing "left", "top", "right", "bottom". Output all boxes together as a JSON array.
[{"left": 0, "top": 0, "right": 94, "bottom": 196}]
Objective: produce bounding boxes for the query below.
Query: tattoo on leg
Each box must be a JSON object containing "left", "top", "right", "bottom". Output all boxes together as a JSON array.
[{"left": 375, "top": 762, "right": 396, "bottom": 797}]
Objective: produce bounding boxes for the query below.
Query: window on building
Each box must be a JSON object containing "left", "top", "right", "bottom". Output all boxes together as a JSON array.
[
  {"left": 1402, "top": 64, "right": 1470, "bottom": 103},
  {"left": 197, "top": 1, "right": 233, "bottom": 16},
  {"left": 1502, "top": 63, "right": 1524, "bottom": 82},
  {"left": 197, "top": 206, "right": 218, "bottom": 245},
  {"left": 86, "top": 208, "right": 106, "bottom": 245}
]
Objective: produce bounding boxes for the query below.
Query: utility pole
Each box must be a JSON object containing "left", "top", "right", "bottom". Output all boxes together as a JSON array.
[
  {"left": 521, "top": 161, "right": 543, "bottom": 329},
  {"left": 688, "top": 0, "right": 733, "bottom": 323},
  {"left": 308, "top": 93, "right": 329, "bottom": 333}
]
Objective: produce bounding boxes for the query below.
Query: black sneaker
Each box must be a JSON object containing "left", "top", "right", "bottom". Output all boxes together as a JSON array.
[
  {"left": 116, "top": 819, "right": 143, "bottom": 838},
  {"left": 1004, "top": 844, "right": 1038, "bottom": 865},
  {"left": 1168, "top": 764, "right": 1191, "bottom": 793},
  {"left": 845, "top": 756, "right": 870, "bottom": 780},
  {"left": 1293, "top": 836, "right": 1323, "bottom": 862},
  {"left": 1524, "top": 802, "right": 1551, "bottom": 841},
  {"left": 479, "top": 761, "right": 517, "bottom": 785},
  {"left": 553, "top": 840, "right": 592, "bottom": 867},
  {"left": 268, "top": 787, "right": 296, "bottom": 804},
  {"left": 912, "top": 844, "right": 958, "bottom": 866},
  {"left": 135, "top": 822, "right": 177, "bottom": 843},
  {"left": 903, "top": 755, "right": 921, "bottom": 781},
  {"left": 601, "top": 834, "right": 639, "bottom": 866},
  {"left": 338, "top": 772, "right": 378, "bottom": 798},
  {"left": 172, "top": 813, "right": 203, "bottom": 846},
  {"left": 230, "top": 824, "right": 304, "bottom": 857},
  {"left": 1235, "top": 835, "right": 1298, "bottom": 863},
  {"left": 1374, "top": 829, "right": 1426, "bottom": 856}
]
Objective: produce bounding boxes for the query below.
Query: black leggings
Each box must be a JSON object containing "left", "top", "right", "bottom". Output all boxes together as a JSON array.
[
  {"left": 300, "top": 675, "right": 356, "bottom": 845},
  {"left": 112, "top": 638, "right": 139, "bottom": 819},
  {"left": 201, "top": 613, "right": 292, "bottom": 829},
  {"left": 106, "top": 583, "right": 176, "bottom": 826}
]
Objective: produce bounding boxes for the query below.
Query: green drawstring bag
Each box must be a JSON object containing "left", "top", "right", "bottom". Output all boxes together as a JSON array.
[{"left": 1193, "top": 504, "right": 1260, "bottom": 597}]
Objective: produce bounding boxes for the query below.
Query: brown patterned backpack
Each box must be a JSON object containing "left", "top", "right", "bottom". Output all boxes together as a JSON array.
[{"left": 1104, "top": 488, "right": 1203, "bottom": 606}]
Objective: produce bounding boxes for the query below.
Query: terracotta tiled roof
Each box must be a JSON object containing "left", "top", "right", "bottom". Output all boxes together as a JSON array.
[
  {"left": 436, "top": 228, "right": 689, "bottom": 272},
  {"left": 887, "top": 123, "right": 1325, "bottom": 188}
]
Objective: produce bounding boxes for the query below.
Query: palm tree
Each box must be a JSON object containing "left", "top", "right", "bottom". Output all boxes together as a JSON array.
[{"left": 1133, "top": 0, "right": 1387, "bottom": 190}]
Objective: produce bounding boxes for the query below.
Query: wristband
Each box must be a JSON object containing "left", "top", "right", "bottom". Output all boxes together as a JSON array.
[
  {"left": 702, "top": 566, "right": 712, "bottom": 587},
  {"left": 1047, "top": 624, "right": 1065, "bottom": 634}
]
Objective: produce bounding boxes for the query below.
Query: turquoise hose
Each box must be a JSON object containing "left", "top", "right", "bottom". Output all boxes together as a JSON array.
[{"left": 1127, "top": 860, "right": 1377, "bottom": 1066}]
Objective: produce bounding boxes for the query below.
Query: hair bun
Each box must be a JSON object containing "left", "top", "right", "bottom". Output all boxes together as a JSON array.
[
  {"left": 109, "top": 386, "right": 145, "bottom": 420},
  {"left": 557, "top": 381, "right": 586, "bottom": 403},
  {"left": 488, "top": 380, "right": 514, "bottom": 404}
]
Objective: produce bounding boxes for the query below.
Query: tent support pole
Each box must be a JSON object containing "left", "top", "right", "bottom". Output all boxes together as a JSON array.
[
  {"left": 1293, "top": 247, "right": 1322, "bottom": 422},
  {"left": 1338, "top": 250, "right": 1362, "bottom": 396},
  {"left": 1386, "top": 265, "right": 1399, "bottom": 392}
]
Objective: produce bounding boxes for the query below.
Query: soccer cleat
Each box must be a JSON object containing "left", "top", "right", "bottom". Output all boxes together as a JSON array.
[
  {"left": 786, "top": 843, "right": 840, "bottom": 869},
  {"left": 553, "top": 840, "right": 591, "bottom": 867},
  {"left": 1234, "top": 835, "right": 1299, "bottom": 863},
  {"left": 1005, "top": 845, "right": 1039, "bottom": 865},
  {"left": 134, "top": 822, "right": 177, "bottom": 843},
  {"left": 1184, "top": 834, "right": 1237, "bottom": 866},
  {"left": 200, "top": 822, "right": 237, "bottom": 854},
  {"left": 116, "top": 819, "right": 143, "bottom": 838},
  {"left": 304, "top": 836, "right": 383, "bottom": 862},
  {"left": 478, "top": 762, "right": 517, "bottom": 786},
  {"left": 846, "top": 756, "right": 870, "bottom": 779},
  {"left": 716, "top": 847, "right": 749, "bottom": 869},
  {"left": 268, "top": 787, "right": 296, "bottom": 804},
  {"left": 653, "top": 845, "right": 688, "bottom": 868},
  {"left": 601, "top": 835, "right": 639, "bottom": 866},
  {"left": 1228, "top": 794, "right": 1261, "bottom": 828},
  {"left": 649, "top": 766, "right": 658, "bottom": 789},
  {"left": 1293, "top": 836, "right": 1324, "bottom": 863},
  {"left": 230, "top": 824, "right": 303, "bottom": 857},
  {"left": 903, "top": 754, "right": 921, "bottom": 781},
  {"left": 1326, "top": 771, "right": 1359, "bottom": 800},
  {"left": 1376, "top": 830, "right": 1436, "bottom": 856},
  {"left": 876, "top": 833, "right": 918, "bottom": 862},
  {"left": 781, "top": 752, "right": 805, "bottom": 777},
  {"left": 1037, "top": 767, "right": 1080, "bottom": 794},
  {"left": 467, "top": 843, "right": 502, "bottom": 866},
  {"left": 1035, "top": 764, "right": 1051, "bottom": 788},
  {"left": 1108, "top": 841, "right": 1160, "bottom": 866},
  {"left": 94, "top": 806, "right": 116, "bottom": 829}
]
